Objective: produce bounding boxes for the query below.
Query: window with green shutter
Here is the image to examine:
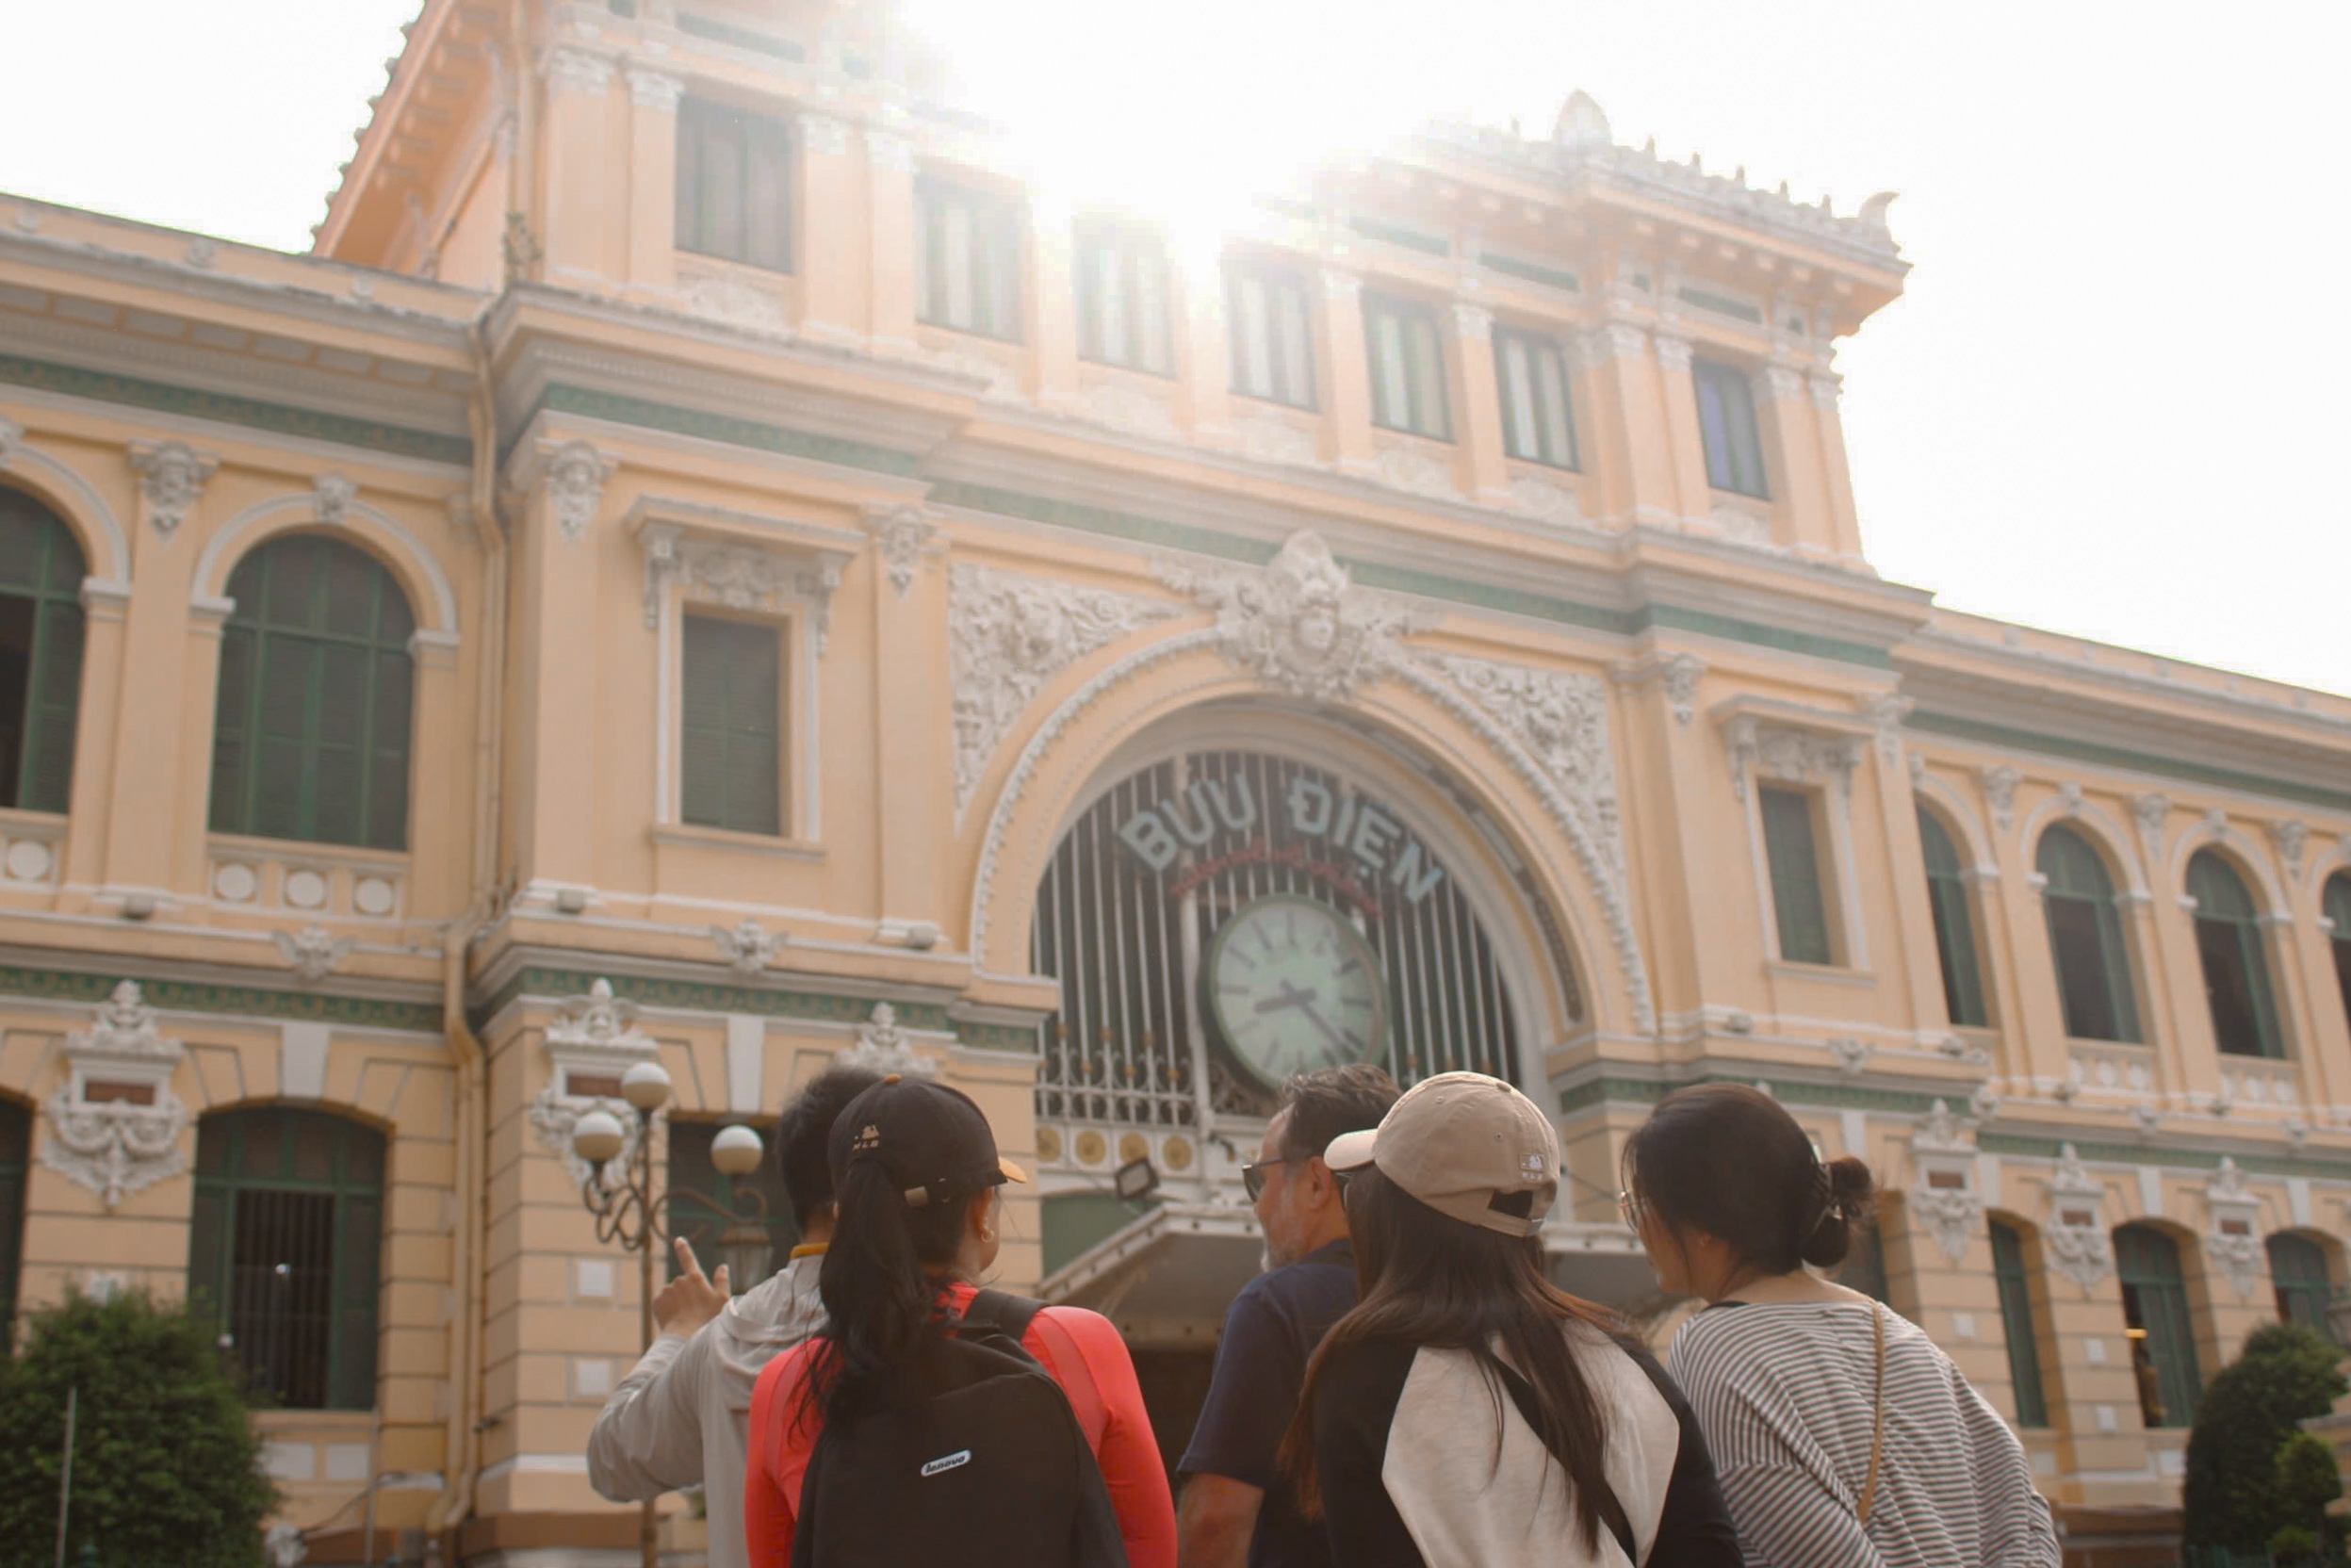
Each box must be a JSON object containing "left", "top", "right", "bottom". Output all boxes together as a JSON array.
[
  {"left": 2115, "top": 1223, "right": 2201, "bottom": 1428},
  {"left": 1918, "top": 808, "right": 1989, "bottom": 1026},
  {"left": 666, "top": 1119, "right": 797, "bottom": 1283},
  {"left": 0, "top": 488, "right": 89, "bottom": 814},
  {"left": 209, "top": 535, "right": 416, "bottom": 851},
  {"left": 916, "top": 177, "right": 1024, "bottom": 341},
  {"left": 1759, "top": 785, "right": 1834, "bottom": 965},
  {"left": 1363, "top": 292, "right": 1451, "bottom": 440},
  {"left": 1693, "top": 358, "right": 1769, "bottom": 498},
  {"left": 2327, "top": 874, "right": 2351, "bottom": 1039},
  {"left": 675, "top": 98, "right": 794, "bottom": 273},
  {"left": 2187, "top": 850, "right": 2284, "bottom": 1057},
  {"left": 2036, "top": 825, "right": 2141, "bottom": 1042},
  {"left": 1074, "top": 218, "right": 1173, "bottom": 376},
  {"left": 2267, "top": 1233, "right": 2337, "bottom": 1344},
  {"left": 188, "top": 1106, "right": 384, "bottom": 1411},
  {"left": 1225, "top": 260, "right": 1316, "bottom": 410},
  {"left": 1991, "top": 1219, "right": 2051, "bottom": 1426},
  {"left": 1493, "top": 325, "right": 1579, "bottom": 470},
  {"left": 0, "top": 1096, "right": 26, "bottom": 1348},
  {"left": 680, "top": 612, "right": 783, "bottom": 836}
]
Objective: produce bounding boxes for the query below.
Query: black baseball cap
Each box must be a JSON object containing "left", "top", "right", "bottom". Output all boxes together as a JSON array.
[{"left": 828, "top": 1074, "right": 1029, "bottom": 1209}]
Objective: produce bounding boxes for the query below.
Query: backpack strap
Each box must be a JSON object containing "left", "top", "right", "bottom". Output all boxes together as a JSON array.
[
  {"left": 963, "top": 1291, "right": 1107, "bottom": 1442},
  {"left": 961, "top": 1288, "right": 1046, "bottom": 1348},
  {"left": 1494, "top": 1361, "right": 1638, "bottom": 1564}
]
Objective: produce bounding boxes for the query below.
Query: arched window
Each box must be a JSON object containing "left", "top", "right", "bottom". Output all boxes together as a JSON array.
[
  {"left": 1918, "top": 808, "right": 1988, "bottom": 1027},
  {"left": 2037, "top": 826, "right": 2141, "bottom": 1042},
  {"left": 2324, "top": 873, "right": 2351, "bottom": 1038},
  {"left": 188, "top": 1107, "right": 384, "bottom": 1411},
  {"left": 2114, "top": 1223, "right": 2201, "bottom": 1428},
  {"left": 0, "top": 1097, "right": 27, "bottom": 1347},
  {"left": 209, "top": 535, "right": 416, "bottom": 850},
  {"left": 0, "top": 488, "right": 89, "bottom": 813},
  {"left": 2268, "top": 1233, "right": 2335, "bottom": 1343},
  {"left": 2187, "top": 850, "right": 2283, "bottom": 1057},
  {"left": 1989, "top": 1218, "right": 2050, "bottom": 1426}
]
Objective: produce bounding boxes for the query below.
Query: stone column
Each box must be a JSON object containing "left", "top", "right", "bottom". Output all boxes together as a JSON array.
[
  {"left": 1316, "top": 268, "right": 1376, "bottom": 477},
  {"left": 861, "top": 504, "right": 948, "bottom": 939},
  {"left": 1575, "top": 322, "right": 1672, "bottom": 525},
  {"left": 1027, "top": 194, "right": 1080, "bottom": 408},
  {"left": 1759, "top": 361, "right": 1829, "bottom": 553},
  {"left": 507, "top": 441, "right": 615, "bottom": 896},
  {"left": 624, "top": 67, "right": 681, "bottom": 293},
  {"left": 1649, "top": 333, "right": 1717, "bottom": 527},
  {"left": 1447, "top": 302, "right": 1511, "bottom": 504},
  {"left": 864, "top": 125, "right": 919, "bottom": 355},
  {"left": 538, "top": 47, "right": 619, "bottom": 284},
  {"left": 796, "top": 113, "right": 862, "bottom": 347},
  {"left": 402, "top": 630, "right": 466, "bottom": 917}
]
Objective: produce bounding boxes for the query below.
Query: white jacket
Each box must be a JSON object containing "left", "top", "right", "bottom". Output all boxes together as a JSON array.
[{"left": 586, "top": 1252, "right": 825, "bottom": 1568}]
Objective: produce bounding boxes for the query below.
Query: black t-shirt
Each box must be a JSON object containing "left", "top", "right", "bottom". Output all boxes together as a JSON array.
[{"left": 1178, "top": 1240, "right": 1358, "bottom": 1568}]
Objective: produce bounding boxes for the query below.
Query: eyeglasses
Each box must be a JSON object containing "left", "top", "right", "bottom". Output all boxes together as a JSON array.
[
  {"left": 1241, "top": 1155, "right": 1304, "bottom": 1201},
  {"left": 1616, "top": 1188, "right": 1644, "bottom": 1229}
]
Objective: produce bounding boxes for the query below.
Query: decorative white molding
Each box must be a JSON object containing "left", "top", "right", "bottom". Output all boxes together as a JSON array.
[
  {"left": 682, "top": 272, "right": 792, "bottom": 335},
  {"left": 628, "top": 69, "right": 682, "bottom": 112},
  {"left": 1651, "top": 334, "right": 1693, "bottom": 374},
  {"left": 273, "top": 925, "right": 354, "bottom": 985},
  {"left": 1611, "top": 652, "right": 1705, "bottom": 727},
  {"left": 0, "top": 415, "right": 23, "bottom": 467},
  {"left": 1318, "top": 269, "right": 1363, "bottom": 306},
  {"left": 1827, "top": 1037, "right": 1872, "bottom": 1076},
  {"left": 1451, "top": 302, "right": 1494, "bottom": 339},
  {"left": 544, "top": 46, "right": 614, "bottom": 97},
  {"left": 2202, "top": 1156, "right": 2262, "bottom": 1299},
  {"left": 840, "top": 1002, "right": 936, "bottom": 1076},
  {"left": 1506, "top": 474, "right": 1582, "bottom": 526},
  {"left": 1907, "top": 1099, "right": 1984, "bottom": 1264},
  {"left": 2271, "top": 819, "right": 2308, "bottom": 880},
  {"left": 1807, "top": 371, "right": 1843, "bottom": 408},
  {"left": 1978, "top": 764, "right": 2021, "bottom": 831},
  {"left": 1074, "top": 382, "right": 1180, "bottom": 443},
  {"left": 860, "top": 503, "right": 940, "bottom": 598},
  {"left": 1575, "top": 322, "right": 1648, "bottom": 367},
  {"left": 1722, "top": 717, "right": 1862, "bottom": 806},
  {"left": 313, "top": 474, "right": 357, "bottom": 528},
  {"left": 128, "top": 441, "right": 217, "bottom": 539},
  {"left": 194, "top": 491, "right": 456, "bottom": 632},
  {"left": 530, "top": 979, "right": 658, "bottom": 1190},
  {"left": 1162, "top": 531, "right": 1429, "bottom": 706},
  {"left": 1373, "top": 444, "right": 1460, "bottom": 500},
  {"left": 538, "top": 441, "right": 616, "bottom": 543},
  {"left": 864, "top": 127, "right": 915, "bottom": 172},
  {"left": 949, "top": 563, "right": 1175, "bottom": 814},
  {"left": 710, "top": 919, "right": 783, "bottom": 975},
  {"left": 2044, "top": 1143, "right": 2114, "bottom": 1293},
  {"left": 1758, "top": 364, "right": 1807, "bottom": 402},
  {"left": 2055, "top": 781, "right": 2084, "bottom": 818},
  {"left": 41, "top": 982, "right": 190, "bottom": 1208},
  {"left": 1230, "top": 416, "right": 1322, "bottom": 469},
  {"left": 2132, "top": 792, "right": 2170, "bottom": 859},
  {"left": 1857, "top": 694, "right": 1914, "bottom": 766},
  {"left": 641, "top": 523, "right": 844, "bottom": 651},
  {"left": 800, "top": 113, "right": 852, "bottom": 156},
  {"left": 1707, "top": 503, "right": 1772, "bottom": 547}
]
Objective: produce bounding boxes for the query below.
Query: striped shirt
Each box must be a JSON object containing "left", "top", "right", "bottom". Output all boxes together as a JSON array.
[{"left": 1666, "top": 1300, "right": 2059, "bottom": 1568}]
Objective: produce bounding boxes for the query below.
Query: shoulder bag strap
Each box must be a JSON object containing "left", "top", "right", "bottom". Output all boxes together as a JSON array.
[
  {"left": 963, "top": 1287, "right": 1046, "bottom": 1347},
  {"left": 1855, "top": 1303, "right": 1887, "bottom": 1527},
  {"left": 1494, "top": 1362, "right": 1638, "bottom": 1564}
]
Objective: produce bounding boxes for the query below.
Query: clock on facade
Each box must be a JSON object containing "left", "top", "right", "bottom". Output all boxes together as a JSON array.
[{"left": 1205, "top": 895, "right": 1388, "bottom": 1090}]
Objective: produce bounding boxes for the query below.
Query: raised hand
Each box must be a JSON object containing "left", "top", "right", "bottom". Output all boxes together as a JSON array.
[{"left": 651, "top": 1236, "right": 731, "bottom": 1338}]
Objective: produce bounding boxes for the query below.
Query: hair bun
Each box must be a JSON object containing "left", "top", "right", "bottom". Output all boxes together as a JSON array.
[{"left": 1798, "top": 1155, "right": 1878, "bottom": 1269}]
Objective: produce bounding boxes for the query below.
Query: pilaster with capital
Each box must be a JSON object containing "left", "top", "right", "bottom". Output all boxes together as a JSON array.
[
  {"left": 1314, "top": 268, "right": 1379, "bottom": 476},
  {"left": 1755, "top": 360, "right": 1837, "bottom": 558},
  {"left": 1446, "top": 300, "right": 1511, "bottom": 502},
  {"left": 1177, "top": 253, "right": 1233, "bottom": 437},
  {"left": 864, "top": 502, "right": 954, "bottom": 932},
  {"left": 863, "top": 122, "right": 921, "bottom": 353},
  {"left": 1648, "top": 331, "right": 1717, "bottom": 524},
  {"left": 508, "top": 444, "right": 614, "bottom": 886},
  {"left": 1027, "top": 194, "right": 1082, "bottom": 408},
  {"left": 797, "top": 114, "right": 864, "bottom": 346},
  {"left": 538, "top": 45, "right": 619, "bottom": 284},
  {"left": 1571, "top": 318, "right": 1673, "bottom": 524},
  {"left": 1808, "top": 366, "right": 1868, "bottom": 561},
  {"left": 625, "top": 68, "right": 683, "bottom": 290}
]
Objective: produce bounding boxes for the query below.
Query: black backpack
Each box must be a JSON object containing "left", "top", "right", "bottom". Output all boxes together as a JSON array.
[{"left": 790, "top": 1290, "right": 1131, "bottom": 1568}]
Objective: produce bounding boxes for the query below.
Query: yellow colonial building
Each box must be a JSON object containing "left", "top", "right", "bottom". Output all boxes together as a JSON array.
[{"left": 1, "top": 1, "right": 2346, "bottom": 1561}]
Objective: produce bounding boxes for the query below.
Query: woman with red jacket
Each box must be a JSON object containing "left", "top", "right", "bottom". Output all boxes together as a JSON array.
[{"left": 744, "top": 1074, "right": 1175, "bottom": 1568}]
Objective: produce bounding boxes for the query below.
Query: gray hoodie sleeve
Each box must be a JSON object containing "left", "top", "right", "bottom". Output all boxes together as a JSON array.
[{"left": 586, "top": 1327, "right": 707, "bottom": 1501}]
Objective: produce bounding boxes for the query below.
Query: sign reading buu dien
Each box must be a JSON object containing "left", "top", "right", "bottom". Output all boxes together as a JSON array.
[{"left": 1114, "top": 773, "right": 1446, "bottom": 914}]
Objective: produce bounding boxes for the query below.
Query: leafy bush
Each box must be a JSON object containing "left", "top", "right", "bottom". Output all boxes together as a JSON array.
[
  {"left": 2269, "top": 1429, "right": 2346, "bottom": 1566},
  {"left": 0, "top": 1289, "right": 277, "bottom": 1568},
  {"left": 2183, "top": 1323, "right": 2347, "bottom": 1552}
]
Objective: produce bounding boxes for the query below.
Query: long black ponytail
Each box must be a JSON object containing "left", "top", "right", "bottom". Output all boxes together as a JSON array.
[{"left": 796, "top": 1159, "right": 972, "bottom": 1433}]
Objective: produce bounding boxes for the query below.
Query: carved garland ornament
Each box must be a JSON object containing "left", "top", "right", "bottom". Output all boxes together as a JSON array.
[
  {"left": 41, "top": 981, "right": 190, "bottom": 1209},
  {"left": 2202, "top": 1156, "right": 2263, "bottom": 1300},
  {"left": 1906, "top": 1099, "right": 1984, "bottom": 1265},
  {"left": 838, "top": 1003, "right": 936, "bottom": 1076},
  {"left": 2043, "top": 1143, "right": 2114, "bottom": 1293},
  {"left": 528, "top": 979, "right": 660, "bottom": 1191},
  {"left": 128, "top": 441, "right": 217, "bottom": 538},
  {"left": 643, "top": 524, "right": 843, "bottom": 651}
]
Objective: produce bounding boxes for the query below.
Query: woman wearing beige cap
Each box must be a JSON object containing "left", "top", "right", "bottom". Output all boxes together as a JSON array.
[
  {"left": 1621, "top": 1083, "right": 2057, "bottom": 1568},
  {"left": 1280, "top": 1070, "right": 1743, "bottom": 1568}
]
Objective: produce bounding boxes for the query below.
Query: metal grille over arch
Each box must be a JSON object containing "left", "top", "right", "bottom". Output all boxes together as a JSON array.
[{"left": 1029, "top": 746, "right": 1545, "bottom": 1142}]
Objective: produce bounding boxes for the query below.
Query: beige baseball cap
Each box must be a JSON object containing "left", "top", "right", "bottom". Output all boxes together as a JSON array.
[{"left": 1322, "top": 1070, "right": 1559, "bottom": 1238}]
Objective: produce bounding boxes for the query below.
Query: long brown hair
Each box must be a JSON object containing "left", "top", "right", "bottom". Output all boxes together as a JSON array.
[{"left": 1278, "top": 1165, "right": 1622, "bottom": 1551}]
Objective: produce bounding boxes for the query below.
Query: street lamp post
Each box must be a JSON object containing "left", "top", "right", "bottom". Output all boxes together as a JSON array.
[{"left": 570, "top": 1062, "right": 770, "bottom": 1568}]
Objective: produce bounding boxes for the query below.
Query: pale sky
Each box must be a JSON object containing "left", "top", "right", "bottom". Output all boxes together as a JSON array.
[{"left": 5, "top": 2, "right": 2346, "bottom": 698}]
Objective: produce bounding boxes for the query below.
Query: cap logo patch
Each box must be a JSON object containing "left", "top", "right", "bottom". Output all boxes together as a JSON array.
[
  {"left": 853, "top": 1123, "right": 882, "bottom": 1152},
  {"left": 1522, "top": 1153, "right": 1547, "bottom": 1176}
]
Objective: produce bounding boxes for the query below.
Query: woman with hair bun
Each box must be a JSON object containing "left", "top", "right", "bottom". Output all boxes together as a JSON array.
[{"left": 1621, "top": 1084, "right": 2058, "bottom": 1568}]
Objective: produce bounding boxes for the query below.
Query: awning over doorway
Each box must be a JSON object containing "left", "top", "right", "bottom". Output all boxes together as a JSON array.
[{"left": 1039, "top": 1201, "right": 1664, "bottom": 1349}]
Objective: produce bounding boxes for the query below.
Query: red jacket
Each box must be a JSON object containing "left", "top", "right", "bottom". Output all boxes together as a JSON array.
[{"left": 745, "top": 1281, "right": 1177, "bottom": 1568}]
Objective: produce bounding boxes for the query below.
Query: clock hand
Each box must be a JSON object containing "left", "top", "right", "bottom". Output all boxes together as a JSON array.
[
  {"left": 1252, "top": 982, "right": 1322, "bottom": 1016},
  {"left": 1296, "top": 997, "right": 1350, "bottom": 1054}
]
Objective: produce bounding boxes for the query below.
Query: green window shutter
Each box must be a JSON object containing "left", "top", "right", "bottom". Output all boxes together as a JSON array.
[
  {"left": 0, "top": 1100, "right": 26, "bottom": 1347},
  {"left": 680, "top": 614, "right": 730, "bottom": 828},
  {"left": 1760, "top": 786, "right": 1833, "bottom": 964},
  {"left": 2188, "top": 851, "right": 2283, "bottom": 1057},
  {"left": 1693, "top": 359, "right": 1770, "bottom": 498},
  {"left": 2267, "top": 1233, "right": 2335, "bottom": 1343},
  {"left": 1918, "top": 808, "right": 1988, "bottom": 1026},
  {"left": 0, "top": 492, "right": 89, "bottom": 813},
  {"left": 681, "top": 614, "right": 782, "bottom": 835},
  {"left": 675, "top": 101, "right": 702, "bottom": 251},
  {"left": 209, "top": 536, "right": 416, "bottom": 849},
  {"left": 1990, "top": 1221, "right": 2049, "bottom": 1426},
  {"left": 2037, "top": 827, "right": 2141, "bottom": 1042},
  {"left": 185, "top": 1179, "right": 229, "bottom": 1330},
  {"left": 2327, "top": 875, "right": 2351, "bottom": 1034},
  {"left": 330, "top": 1187, "right": 383, "bottom": 1410},
  {"left": 2116, "top": 1224, "right": 2202, "bottom": 1428}
]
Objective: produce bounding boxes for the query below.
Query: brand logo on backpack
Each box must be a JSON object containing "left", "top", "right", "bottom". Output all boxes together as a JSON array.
[{"left": 920, "top": 1449, "right": 971, "bottom": 1478}]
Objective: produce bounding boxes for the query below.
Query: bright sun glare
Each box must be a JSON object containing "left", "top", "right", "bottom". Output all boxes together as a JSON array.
[{"left": 894, "top": 0, "right": 1485, "bottom": 264}]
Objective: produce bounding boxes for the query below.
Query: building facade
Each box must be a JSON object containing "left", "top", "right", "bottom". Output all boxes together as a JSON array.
[{"left": 1, "top": 1, "right": 2347, "bottom": 1560}]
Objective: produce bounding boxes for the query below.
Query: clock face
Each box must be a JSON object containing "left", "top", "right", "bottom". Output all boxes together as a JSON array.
[{"left": 1206, "top": 896, "right": 1387, "bottom": 1089}]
